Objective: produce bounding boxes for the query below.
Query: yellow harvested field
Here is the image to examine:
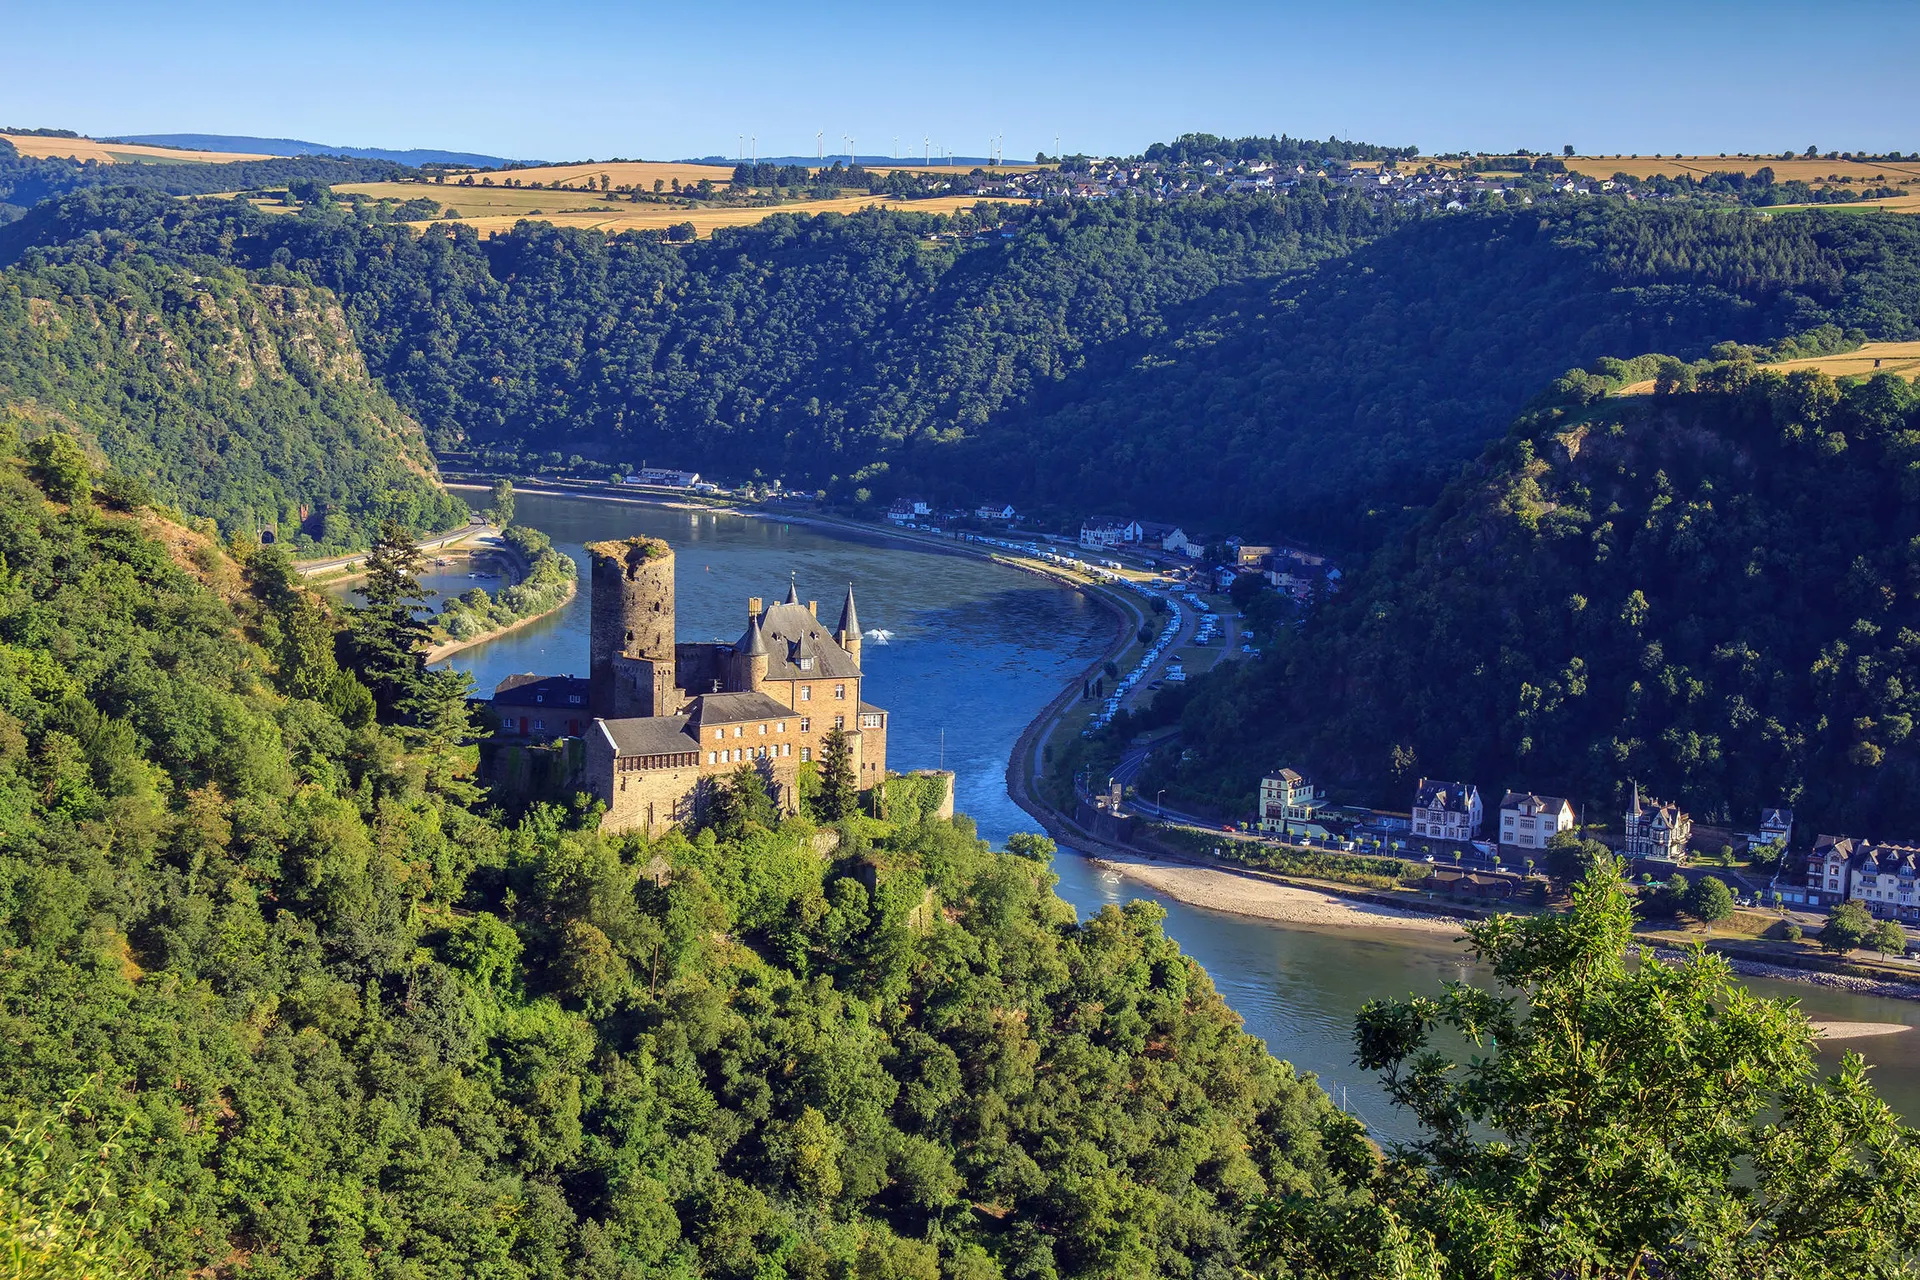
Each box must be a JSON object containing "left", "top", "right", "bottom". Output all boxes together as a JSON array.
[
  {"left": 1763, "top": 194, "right": 1920, "bottom": 216},
  {"left": 1561, "top": 154, "right": 1920, "bottom": 185},
  {"left": 1767, "top": 341, "right": 1920, "bottom": 381},
  {"left": 2, "top": 133, "right": 281, "bottom": 164},
  {"left": 331, "top": 181, "right": 1028, "bottom": 238},
  {"left": 439, "top": 160, "right": 738, "bottom": 190},
  {"left": 435, "top": 158, "right": 1046, "bottom": 190},
  {"left": 1617, "top": 341, "right": 1920, "bottom": 396}
]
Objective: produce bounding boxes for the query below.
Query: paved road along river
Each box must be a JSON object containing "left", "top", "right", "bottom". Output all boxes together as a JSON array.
[{"left": 409, "top": 490, "right": 1920, "bottom": 1142}]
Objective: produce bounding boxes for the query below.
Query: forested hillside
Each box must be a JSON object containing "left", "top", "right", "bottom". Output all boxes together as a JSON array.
[
  {"left": 0, "top": 256, "right": 462, "bottom": 550},
  {"left": 0, "top": 432, "right": 1348, "bottom": 1277},
  {"left": 1148, "top": 360, "right": 1920, "bottom": 833},
  {"left": 965, "top": 206, "right": 1920, "bottom": 538},
  {"left": 0, "top": 186, "right": 1401, "bottom": 518},
  {"left": 6, "top": 186, "right": 1918, "bottom": 545}
]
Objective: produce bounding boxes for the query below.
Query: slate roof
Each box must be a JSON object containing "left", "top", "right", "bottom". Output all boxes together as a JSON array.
[
  {"left": 597, "top": 715, "right": 698, "bottom": 757},
  {"left": 492, "top": 674, "right": 591, "bottom": 707},
  {"left": 1500, "top": 791, "right": 1572, "bottom": 812},
  {"left": 689, "top": 690, "right": 792, "bottom": 726},
  {"left": 1414, "top": 778, "right": 1478, "bottom": 812},
  {"left": 757, "top": 600, "right": 862, "bottom": 680}
]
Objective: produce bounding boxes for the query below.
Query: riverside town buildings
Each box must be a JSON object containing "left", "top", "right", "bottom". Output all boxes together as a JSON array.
[
  {"left": 1801, "top": 835, "right": 1920, "bottom": 922},
  {"left": 490, "top": 536, "right": 887, "bottom": 838},
  {"left": 1622, "top": 783, "right": 1692, "bottom": 862},
  {"left": 1498, "top": 791, "right": 1575, "bottom": 851},
  {"left": 1258, "top": 767, "right": 1325, "bottom": 835},
  {"left": 1411, "top": 779, "right": 1483, "bottom": 842}
]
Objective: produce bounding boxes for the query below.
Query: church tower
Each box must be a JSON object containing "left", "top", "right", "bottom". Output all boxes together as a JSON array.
[{"left": 835, "top": 583, "right": 862, "bottom": 667}]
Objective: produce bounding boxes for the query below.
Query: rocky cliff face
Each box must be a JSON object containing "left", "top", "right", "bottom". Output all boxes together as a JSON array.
[{"left": 0, "top": 258, "right": 460, "bottom": 550}]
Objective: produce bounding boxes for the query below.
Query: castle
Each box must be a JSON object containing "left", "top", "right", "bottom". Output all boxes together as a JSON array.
[{"left": 562, "top": 536, "right": 887, "bottom": 836}]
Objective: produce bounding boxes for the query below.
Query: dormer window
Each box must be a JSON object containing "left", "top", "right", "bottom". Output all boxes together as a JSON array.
[
  {"left": 535, "top": 694, "right": 545, "bottom": 703},
  {"left": 799, "top": 656, "right": 814, "bottom": 671},
  {"left": 568, "top": 695, "right": 581, "bottom": 705}
]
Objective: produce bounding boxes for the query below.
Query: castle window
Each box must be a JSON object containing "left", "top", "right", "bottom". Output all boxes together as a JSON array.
[
  {"left": 708, "top": 752, "right": 716, "bottom": 764},
  {"left": 757, "top": 724, "right": 766, "bottom": 735},
  {"left": 534, "top": 719, "right": 545, "bottom": 730},
  {"left": 733, "top": 726, "right": 743, "bottom": 737},
  {"left": 502, "top": 717, "right": 516, "bottom": 730},
  {"left": 799, "top": 656, "right": 814, "bottom": 671},
  {"left": 801, "top": 747, "right": 812, "bottom": 763},
  {"left": 714, "top": 729, "right": 724, "bottom": 740},
  {"left": 861, "top": 713, "right": 881, "bottom": 728},
  {"left": 800, "top": 686, "right": 812, "bottom": 701},
  {"left": 800, "top": 717, "right": 811, "bottom": 732},
  {"left": 834, "top": 684, "right": 846, "bottom": 699},
  {"left": 833, "top": 715, "right": 845, "bottom": 730},
  {"left": 777, "top": 721, "right": 786, "bottom": 732}
]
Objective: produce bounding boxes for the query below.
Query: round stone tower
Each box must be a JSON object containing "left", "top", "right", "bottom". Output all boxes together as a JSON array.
[{"left": 587, "top": 536, "right": 675, "bottom": 717}]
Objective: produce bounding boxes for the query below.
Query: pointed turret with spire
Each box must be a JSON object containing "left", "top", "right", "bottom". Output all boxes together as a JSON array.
[
  {"left": 835, "top": 582, "right": 862, "bottom": 666},
  {"left": 736, "top": 610, "right": 768, "bottom": 690}
]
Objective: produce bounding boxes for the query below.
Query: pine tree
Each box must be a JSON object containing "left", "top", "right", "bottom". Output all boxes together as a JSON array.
[
  {"left": 350, "top": 520, "right": 433, "bottom": 718},
  {"left": 816, "top": 728, "right": 857, "bottom": 822}
]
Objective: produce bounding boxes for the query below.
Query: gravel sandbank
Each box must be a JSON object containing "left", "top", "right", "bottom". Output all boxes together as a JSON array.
[
  {"left": 1089, "top": 854, "right": 1466, "bottom": 935},
  {"left": 1809, "top": 1020, "right": 1912, "bottom": 1039}
]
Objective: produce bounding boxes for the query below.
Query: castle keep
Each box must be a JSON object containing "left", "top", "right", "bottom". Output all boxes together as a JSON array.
[{"left": 566, "top": 536, "right": 887, "bottom": 836}]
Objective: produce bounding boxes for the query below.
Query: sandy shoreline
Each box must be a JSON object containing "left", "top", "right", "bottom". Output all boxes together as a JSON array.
[
  {"left": 1089, "top": 853, "right": 1468, "bottom": 936},
  {"left": 1810, "top": 1021, "right": 1912, "bottom": 1039}
]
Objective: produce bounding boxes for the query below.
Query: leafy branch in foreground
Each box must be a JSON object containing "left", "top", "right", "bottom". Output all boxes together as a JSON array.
[
  {"left": 1255, "top": 855, "right": 1920, "bottom": 1279},
  {"left": 1, "top": 1086, "right": 158, "bottom": 1280}
]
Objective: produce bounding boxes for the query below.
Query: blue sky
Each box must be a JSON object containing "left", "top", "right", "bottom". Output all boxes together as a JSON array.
[{"left": 5, "top": 0, "right": 1916, "bottom": 161}]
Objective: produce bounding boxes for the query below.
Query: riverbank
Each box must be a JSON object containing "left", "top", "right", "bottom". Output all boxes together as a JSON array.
[
  {"left": 1090, "top": 852, "right": 1467, "bottom": 935},
  {"left": 424, "top": 574, "right": 577, "bottom": 663}
]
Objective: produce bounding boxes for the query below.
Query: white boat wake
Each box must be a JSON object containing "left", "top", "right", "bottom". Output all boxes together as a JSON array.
[{"left": 864, "top": 628, "right": 894, "bottom": 645}]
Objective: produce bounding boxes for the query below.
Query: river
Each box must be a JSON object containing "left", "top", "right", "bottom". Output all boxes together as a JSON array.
[{"left": 388, "top": 490, "right": 1920, "bottom": 1141}]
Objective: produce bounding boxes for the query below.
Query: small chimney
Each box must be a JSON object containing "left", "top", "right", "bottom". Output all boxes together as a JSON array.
[
  {"left": 748, "top": 596, "right": 763, "bottom": 615},
  {"left": 807, "top": 600, "right": 818, "bottom": 618}
]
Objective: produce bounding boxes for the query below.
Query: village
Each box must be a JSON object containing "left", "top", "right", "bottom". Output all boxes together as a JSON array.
[{"left": 1219, "top": 763, "right": 1920, "bottom": 944}]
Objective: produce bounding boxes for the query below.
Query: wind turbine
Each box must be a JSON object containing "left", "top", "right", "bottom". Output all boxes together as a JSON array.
[
  {"left": 924, "top": 136, "right": 930, "bottom": 164},
  {"left": 816, "top": 131, "right": 823, "bottom": 162},
  {"left": 750, "top": 136, "right": 756, "bottom": 163},
  {"left": 737, "top": 134, "right": 744, "bottom": 162}
]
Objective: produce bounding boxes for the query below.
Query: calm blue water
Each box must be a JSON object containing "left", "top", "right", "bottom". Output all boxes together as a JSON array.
[{"left": 408, "top": 490, "right": 1920, "bottom": 1139}]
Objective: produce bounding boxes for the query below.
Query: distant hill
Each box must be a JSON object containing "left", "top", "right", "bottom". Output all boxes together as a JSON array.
[{"left": 110, "top": 133, "right": 529, "bottom": 168}]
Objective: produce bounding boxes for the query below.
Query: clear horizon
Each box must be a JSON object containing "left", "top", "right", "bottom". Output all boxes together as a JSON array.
[{"left": 4, "top": 0, "right": 1916, "bottom": 163}]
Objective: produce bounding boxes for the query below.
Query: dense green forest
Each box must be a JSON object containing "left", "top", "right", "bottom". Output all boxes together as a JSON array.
[
  {"left": 1144, "top": 359, "right": 1920, "bottom": 835},
  {"left": 0, "top": 433, "right": 1353, "bottom": 1277},
  {"left": 7, "top": 187, "right": 1918, "bottom": 542},
  {"left": 0, "top": 186, "right": 1399, "bottom": 534},
  {"left": 967, "top": 206, "right": 1920, "bottom": 539},
  {"left": 0, "top": 255, "right": 462, "bottom": 551},
  {"left": 0, "top": 135, "right": 408, "bottom": 223}
]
